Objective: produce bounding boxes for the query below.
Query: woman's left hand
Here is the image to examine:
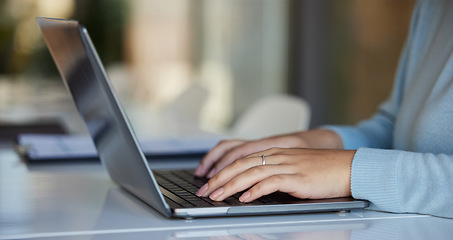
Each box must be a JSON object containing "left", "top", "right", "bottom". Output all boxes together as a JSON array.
[{"left": 196, "top": 148, "right": 356, "bottom": 202}]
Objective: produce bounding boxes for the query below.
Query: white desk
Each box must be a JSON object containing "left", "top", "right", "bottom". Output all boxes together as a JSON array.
[{"left": 1, "top": 144, "right": 452, "bottom": 240}]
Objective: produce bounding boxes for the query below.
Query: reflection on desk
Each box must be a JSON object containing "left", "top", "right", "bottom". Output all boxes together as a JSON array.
[
  {"left": 1, "top": 146, "right": 452, "bottom": 240},
  {"left": 10, "top": 209, "right": 452, "bottom": 240}
]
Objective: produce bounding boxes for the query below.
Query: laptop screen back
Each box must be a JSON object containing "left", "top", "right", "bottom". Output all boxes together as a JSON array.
[{"left": 37, "top": 17, "right": 171, "bottom": 217}]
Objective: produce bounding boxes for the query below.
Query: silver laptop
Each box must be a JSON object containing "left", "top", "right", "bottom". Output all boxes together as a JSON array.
[{"left": 36, "top": 17, "right": 369, "bottom": 219}]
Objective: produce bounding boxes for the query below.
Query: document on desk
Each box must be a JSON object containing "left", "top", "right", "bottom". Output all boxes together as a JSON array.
[{"left": 16, "top": 134, "right": 223, "bottom": 161}]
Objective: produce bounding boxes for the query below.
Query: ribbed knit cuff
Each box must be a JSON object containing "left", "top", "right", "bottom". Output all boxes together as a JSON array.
[{"left": 351, "top": 148, "right": 402, "bottom": 212}]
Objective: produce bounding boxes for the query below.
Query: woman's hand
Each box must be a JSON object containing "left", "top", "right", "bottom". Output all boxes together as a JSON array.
[
  {"left": 194, "top": 129, "right": 343, "bottom": 178},
  {"left": 196, "top": 147, "right": 355, "bottom": 202}
]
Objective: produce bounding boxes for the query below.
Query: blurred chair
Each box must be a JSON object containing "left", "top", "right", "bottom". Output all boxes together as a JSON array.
[
  {"left": 162, "top": 85, "right": 209, "bottom": 134},
  {"left": 230, "top": 94, "right": 310, "bottom": 139}
]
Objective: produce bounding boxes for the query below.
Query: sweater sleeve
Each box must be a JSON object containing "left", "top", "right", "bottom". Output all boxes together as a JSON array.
[
  {"left": 324, "top": 117, "right": 453, "bottom": 218},
  {"left": 352, "top": 148, "right": 453, "bottom": 219}
]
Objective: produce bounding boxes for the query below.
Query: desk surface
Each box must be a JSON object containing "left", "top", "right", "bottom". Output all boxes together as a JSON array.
[{"left": 1, "top": 144, "right": 452, "bottom": 240}]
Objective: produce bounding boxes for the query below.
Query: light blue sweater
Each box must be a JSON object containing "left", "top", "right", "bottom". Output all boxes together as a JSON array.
[{"left": 325, "top": 0, "right": 453, "bottom": 218}]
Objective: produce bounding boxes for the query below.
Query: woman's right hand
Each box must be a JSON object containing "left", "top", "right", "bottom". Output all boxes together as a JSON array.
[{"left": 194, "top": 129, "right": 343, "bottom": 178}]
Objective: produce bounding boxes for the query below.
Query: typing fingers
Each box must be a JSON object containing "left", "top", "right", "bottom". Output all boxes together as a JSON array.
[
  {"left": 239, "top": 174, "right": 303, "bottom": 202},
  {"left": 196, "top": 155, "right": 262, "bottom": 197},
  {"left": 209, "top": 164, "right": 293, "bottom": 201},
  {"left": 197, "top": 153, "right": 291, "bottom": 199},
  {"left": 194, "top": 139, "right": 245, "bottom": 177}
]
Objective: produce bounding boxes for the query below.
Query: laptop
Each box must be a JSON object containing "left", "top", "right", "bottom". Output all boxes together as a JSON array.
[{"left": 36, "top": 17, "right": 369, "bottom": 219}]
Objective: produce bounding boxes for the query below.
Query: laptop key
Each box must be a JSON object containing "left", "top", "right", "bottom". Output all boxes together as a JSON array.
[
  {"left": 190, "top": 199, "right": 215, "bottom": 207},
  {"left": 223, "top": 196, "right": 246, "bottom": 206},
  {"left": 159, "top": 187, "right": 194, "bottom": 208},
  {"left": 156, "top": 170, "right": 239, "bottom": 207}
]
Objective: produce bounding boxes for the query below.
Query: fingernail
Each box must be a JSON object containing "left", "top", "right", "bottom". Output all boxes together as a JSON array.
[
  {"left": 207, "top": 168, "right": 216, "bottom": 178},
  {"left": 196, "top": 183, "right": 208, "bottom": 197},
  {"left": 239, "top": 191, "right": 250, "bottom": 202},
  {"left": 209, "top": 187, "right": 224, "bottom": 201}
]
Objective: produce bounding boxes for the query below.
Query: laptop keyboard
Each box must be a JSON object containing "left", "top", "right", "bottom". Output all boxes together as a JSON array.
[{"left": 154, "top": 169, "right": 281, "bottom": 208}]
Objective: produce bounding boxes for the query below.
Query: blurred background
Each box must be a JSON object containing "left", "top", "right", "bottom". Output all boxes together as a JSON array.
[{"left": 0, "top": 0, "right": 415, "bottom": 138}]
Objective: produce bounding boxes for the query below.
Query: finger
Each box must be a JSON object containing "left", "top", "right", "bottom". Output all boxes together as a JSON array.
[
  {"left": 194, "top": 139, "right": 245, "bottom": 177},
  {"left": 203, "top": 154, "right": 288, "bottom": 198},
  {"left": 197, "top": 156, "right": 263, "bottom": 197},
  {"left": 210, "top": 164, "right": 293, "bottom": 201},
  {"left": 238, "top": 174, "right": 302, "bottom": 203},
  {"left": 207, "top": 140, "right": 285, "bottom": 178}
]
